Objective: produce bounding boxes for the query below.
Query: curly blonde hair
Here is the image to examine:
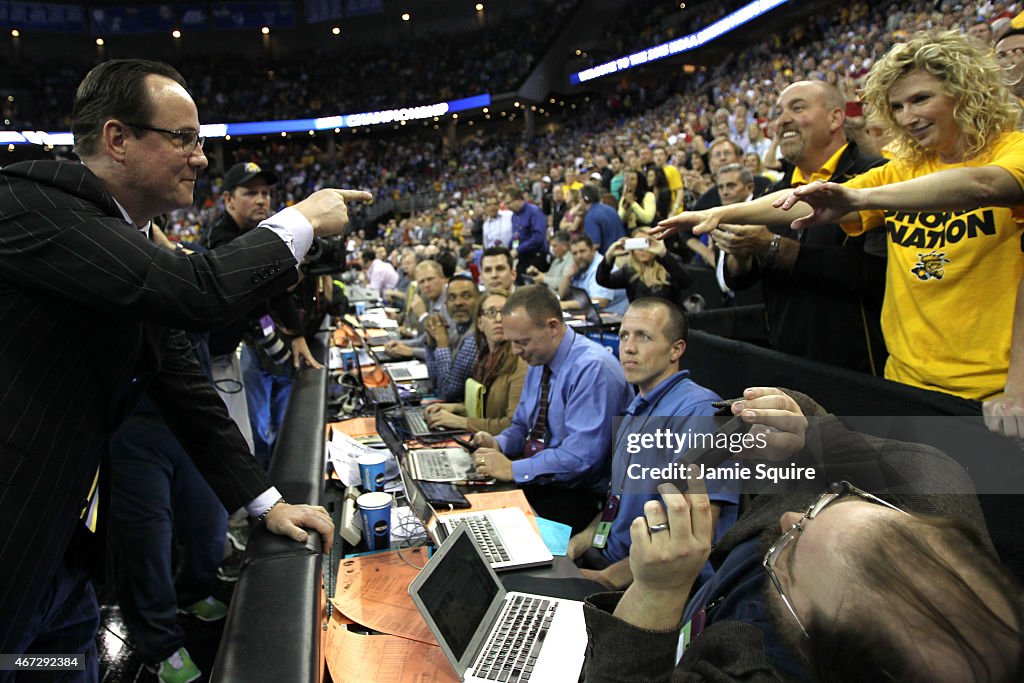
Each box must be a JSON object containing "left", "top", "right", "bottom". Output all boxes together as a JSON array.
[{"left": 861, "top": 30, "right": 1020, "bottom": 164}]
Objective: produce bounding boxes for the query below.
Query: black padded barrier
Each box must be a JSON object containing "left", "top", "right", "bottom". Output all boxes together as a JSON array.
[{"left": 212, "top": 332, "right": 329, "bottom": 683}]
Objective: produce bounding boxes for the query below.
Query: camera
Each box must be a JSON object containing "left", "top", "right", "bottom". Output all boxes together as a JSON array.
[
  {"left": 624, "top": 237, "right": 650, "bottom": 251},
  {"left": 302, "top": 236, "right": 347, "bottom": 275}
]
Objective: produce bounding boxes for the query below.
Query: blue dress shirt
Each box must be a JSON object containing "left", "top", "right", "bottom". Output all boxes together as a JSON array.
[
  {"left": 603, "top": 371, "right": 739, "bottom": 568},
  {"left": 497, "top": 328, "right": 634, "bottom": 493},
  {"left": 510, "top": 201, "right": 548, "bottom": 261},
  {"left": 572, "top": 253, "right": 628, "bottom": 315}
]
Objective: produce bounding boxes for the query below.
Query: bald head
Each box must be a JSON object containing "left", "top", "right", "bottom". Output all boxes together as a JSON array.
[{"left": 774, "top": 80, "right": 847, "bottom": 175}]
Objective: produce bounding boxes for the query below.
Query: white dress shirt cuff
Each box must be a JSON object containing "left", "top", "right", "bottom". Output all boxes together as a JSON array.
[
  {"left": 246, "top": 487, "right": 284, "bottom": 518},
  {"left": 260, "top": 206, "right": 314, "bottom": 269}
]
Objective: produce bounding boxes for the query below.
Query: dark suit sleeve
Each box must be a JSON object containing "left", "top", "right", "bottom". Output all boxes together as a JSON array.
[
  {"left": 0, "top": 205, "right": 298, "bottom": 331},
  {"left": 147, "top": 328, "right": 271, "bottom": 511}
]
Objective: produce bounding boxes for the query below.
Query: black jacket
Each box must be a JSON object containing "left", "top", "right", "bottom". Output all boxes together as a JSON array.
[
  {"left": 203, "top": 210, "right": 304, "bottom": 360},
  {"left": 0, "top": 160, "right": 286, "bottom": 651},
  {"left": 725, "top": 141, "right": 888, "bottom": 375}
]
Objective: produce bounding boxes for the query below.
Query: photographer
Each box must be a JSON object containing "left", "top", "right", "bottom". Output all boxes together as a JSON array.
[{"left": 204, "top": 162, "right": 323, "bottom": 471}]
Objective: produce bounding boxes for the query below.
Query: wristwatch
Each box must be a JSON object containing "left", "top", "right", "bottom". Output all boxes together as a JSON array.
[{"left": 761, "top": 234, "right": 782, "bottom": 267}]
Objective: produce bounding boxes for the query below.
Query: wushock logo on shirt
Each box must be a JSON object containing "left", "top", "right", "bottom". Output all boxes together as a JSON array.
[
  {"left": 885, "top": 208, "right": 999, "bottom": 281},
  {"left": 911, "top": 250, "right": 952, "bottom": 281}
]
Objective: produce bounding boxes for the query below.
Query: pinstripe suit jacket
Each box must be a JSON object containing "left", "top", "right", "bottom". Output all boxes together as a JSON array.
[{"left": 0, "top": 160, "right": 295, "bottom": 650}]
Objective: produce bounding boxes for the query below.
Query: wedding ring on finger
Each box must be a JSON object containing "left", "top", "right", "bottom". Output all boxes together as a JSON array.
[{"left": 648, "top": 523, "right": 669, "bottom": 534}]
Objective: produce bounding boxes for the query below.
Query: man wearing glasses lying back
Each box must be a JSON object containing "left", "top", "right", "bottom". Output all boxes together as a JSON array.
[{"left": 580, "top": 389, "right": 1022, "bottom": 682}]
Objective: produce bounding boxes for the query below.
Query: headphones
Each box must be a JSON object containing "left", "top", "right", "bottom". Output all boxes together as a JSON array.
[{"left": 328, "top": 370, "right": 363, "bottom": 418}]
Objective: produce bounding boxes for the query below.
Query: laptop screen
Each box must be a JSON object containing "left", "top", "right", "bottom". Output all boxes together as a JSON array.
[{"left": 414, "top": 529, "right": 500, "bottom": 661}]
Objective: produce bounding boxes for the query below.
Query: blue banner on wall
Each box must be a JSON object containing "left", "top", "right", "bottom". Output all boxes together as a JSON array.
[
  {"left": 0, "top": 2, "right": 86, "bottom": 31},
  {"left": 90, "top": 5, "right": 177, "bottom": 34},
  {"left": 344, "top": 0, "right": 383, "bottom": 17},
  {"left": 211, "top": 1, "right": 295, "bottom": 30},
  {"left": 304, "top": 0, "right": 343, "bottom": 23}
]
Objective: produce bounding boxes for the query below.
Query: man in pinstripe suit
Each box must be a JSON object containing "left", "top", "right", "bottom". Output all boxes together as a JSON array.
[{"left": 0, "top": 59, "right": 368, "bottom": 680}]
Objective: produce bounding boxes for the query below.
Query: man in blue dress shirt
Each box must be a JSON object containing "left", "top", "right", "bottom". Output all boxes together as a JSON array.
[
  {"left": 503, "top": 185, "right": 549, "bottom": 278},
  {"left": 566, "top": 298, "right": 738, "bottom": 589},
  {"left": 471, "top": 285, "right": 634, "bottom": 532}
]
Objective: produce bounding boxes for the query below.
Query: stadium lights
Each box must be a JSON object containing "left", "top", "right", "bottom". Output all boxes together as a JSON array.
[
  {"left": 7, "top": 94, "right": 493, "bottom": 145},
  {"left": 172, "top": 29, "right": 181, "bottom": 38},
  {"left": 95, "top": 38, "right": 104, "bottom": 46},
  {"left": 571, "top": 0, "right": 787, "bottom": 84},
  {"left": 261, "top": 26, "right": 270, "bottom": 35},
  {"left": 11, "top": 30, "right": 19, "bottom": 38},
  {"left": 401, "top": 13, "right": 410, "bottom": 21},
  {"left": 332, "top": 27, "right": 340, "bottom": 35},
  {"left": 476, "top": 3, "right": 484, "bottom": 10}
]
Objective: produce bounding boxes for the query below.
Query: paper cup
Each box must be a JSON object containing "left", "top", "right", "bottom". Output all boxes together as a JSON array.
[
  {"left": 357, "top": 453, "right": 388, "bottom": 492},
  {"left": 356, "top": 491, "right": 392, "bottom": 551}
]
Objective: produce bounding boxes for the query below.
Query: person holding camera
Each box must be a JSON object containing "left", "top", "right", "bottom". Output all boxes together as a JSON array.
[
  {"left": 595, "top": 229, "right": 692, "bottom": 304},
  {"left": 203, "top": 162, "right": 323, "bottom": 471}
]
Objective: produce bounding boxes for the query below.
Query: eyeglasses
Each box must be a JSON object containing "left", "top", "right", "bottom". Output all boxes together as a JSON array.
[
  {"left": 762, "top": 480, "right": 908, "bottom": 638},
  {"left": 480, "top": 307, "right": 503, "bottom": 319},
  {"left": 996, "top": 46, "right": 1024, "bottom": 61},
  {"left": 125, "top": 122, "right": 205, "bottom": 154}
]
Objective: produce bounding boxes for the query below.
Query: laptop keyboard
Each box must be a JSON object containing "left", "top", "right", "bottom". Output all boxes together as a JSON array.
[
  {"left": 405, "top": 408, "right": 434, "bottom": 435},
  {"left": 464, "top": 516, "right": 510, "bottom": 564},
  {"left": 474, "top": 595, "right": 554, "bottom": 682},
  {"left": 390, "top": 366, "right": 413, "bottom": 381},
  {"left": 417, "top": 450, "right": 458, "bottom": 479},
  {"left": 365, "top": 386, "right": 396, "bottom": 404}
]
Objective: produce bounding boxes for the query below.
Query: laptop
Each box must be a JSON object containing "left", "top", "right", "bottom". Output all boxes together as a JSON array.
[
  {"left": 385, "top": 360, "right": 430, "bottom": 382},
  {"left": 376, "top": 409, "right": 474, "bottom": 481},
  {"left": 409, "top": 525, "right": 585, "bottom": 683},
  {"left": 374, "top": 380, "right": 467, "bottom": 440},
  {"left": 397, "top": 456, "right": 553, "bottom": 571}
]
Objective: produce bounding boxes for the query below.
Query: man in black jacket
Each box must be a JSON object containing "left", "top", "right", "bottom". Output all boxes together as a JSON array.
[
  {"left": 0, "top": 59, "right": 367, "bottom": 678},
  {"left": 203, "top": 162, "right": 322, "bottom": 470},
  {"left": 716, "top": 81, "right": 888, "bottom": 375}
]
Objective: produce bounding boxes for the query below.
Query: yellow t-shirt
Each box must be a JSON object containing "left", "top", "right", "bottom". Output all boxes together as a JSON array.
[
  {"left": 663, "top": 163, "right": 684, "bottom": 193},
  {"left": 842, "top": 131, "right": 1024, "bottom": 400}
]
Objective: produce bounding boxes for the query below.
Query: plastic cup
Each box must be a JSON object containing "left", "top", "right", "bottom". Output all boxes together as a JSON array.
[
  {"left": 342, "top": 347, "right": 357, "bottom": 371},
  {"left": 356, "top": 491, "right": 392, "bottom": 550},
  {"left": 357, "top": 452, "right": 388, "bottom": 492},
  {"left": 354, "top": 301, "right": 366, "bottom": 316}
]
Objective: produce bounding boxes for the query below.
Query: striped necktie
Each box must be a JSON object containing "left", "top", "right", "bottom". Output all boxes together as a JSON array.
[{"left": 527, "top": 366, "right": 552, "bottom": 445}]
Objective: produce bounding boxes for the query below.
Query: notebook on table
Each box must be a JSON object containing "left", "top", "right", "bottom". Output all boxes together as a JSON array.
[{"left": 408, "top": 524, "right": 585, "bottom": 683}]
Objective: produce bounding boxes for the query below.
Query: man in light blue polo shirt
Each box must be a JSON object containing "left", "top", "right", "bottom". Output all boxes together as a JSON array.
[
  {"left": 471, "top": 285, "right": 634, "bottom": 533},
  {"left": 559, "top": 234, "right": 628, "bottom": 316}
]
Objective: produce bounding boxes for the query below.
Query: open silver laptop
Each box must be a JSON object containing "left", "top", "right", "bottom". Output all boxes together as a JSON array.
[
  {"left": 398, "top": 457, "right": 553, "bottom": 571},
  {"left": 409, "top": 524, "right": 585, "bottom": 683},
  {"left": 385, "top": 360, "right": 430, "bottom": 382},
  {"left": 376, "top": 408, "right": 474, "bottom": 479}
]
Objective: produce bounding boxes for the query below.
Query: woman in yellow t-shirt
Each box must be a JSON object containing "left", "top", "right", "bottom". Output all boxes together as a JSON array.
[{"left": 653, "top": 30, "right": 1024, "bottom": 437}]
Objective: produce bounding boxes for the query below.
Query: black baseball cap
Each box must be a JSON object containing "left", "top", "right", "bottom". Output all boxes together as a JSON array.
[{"left": 223, "top": 162, "right": 279, "bottom": 191}]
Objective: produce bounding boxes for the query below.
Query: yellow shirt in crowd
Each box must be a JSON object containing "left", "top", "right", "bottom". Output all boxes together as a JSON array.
[{"left": 842, "top": 131, "right": 1024, "bottom": 400}]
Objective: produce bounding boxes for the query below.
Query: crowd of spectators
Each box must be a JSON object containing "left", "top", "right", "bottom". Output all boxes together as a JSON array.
[
  {"left": 0, "top": 0, "right": 575, "bottom": 131},
  {"left": 146, "top": 0, "right": 1019, "bottom": 250}
]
